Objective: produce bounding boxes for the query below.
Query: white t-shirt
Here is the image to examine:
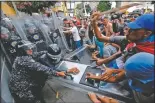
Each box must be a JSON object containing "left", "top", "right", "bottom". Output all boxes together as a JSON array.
[{"left": 70, "top": 26, "right": 81, "bottom": 41}]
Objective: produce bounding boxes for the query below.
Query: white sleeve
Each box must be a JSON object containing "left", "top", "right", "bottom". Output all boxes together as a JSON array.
[{"left": 70, "top": 27, "right": 75, "bottom": 34}]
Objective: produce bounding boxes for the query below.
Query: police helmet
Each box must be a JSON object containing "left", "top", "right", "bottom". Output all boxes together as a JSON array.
[
  {"left": 16, "top": 40, "right": 36, "bottom": 56},
  {"left": 47, "top": 44, "right": 61, "bottom": 64},
  {"left": 24, "top": 20, "right": 38, "bottom": 35},
  {"left": 1, "top": 18, "right": 15, "bottom": 31},
  {"left": 1, "top": 26, "right": 11, "bottom": 41}
]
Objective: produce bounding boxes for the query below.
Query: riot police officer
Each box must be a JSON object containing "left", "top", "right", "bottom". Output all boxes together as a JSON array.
[
  {"left": 24, "top": 20, "right": 47, "bottom": 51},
  {"left": 9, "top": 40, "right": 66, "bottom": 103},
  {"left": 38, "top": 43, "right": 80, "bottom": 74},
  {"left": 1, "top": 26, "right": 21, "bottom": 64},
  {"left": 1, "top": 17, "right": 21, "bottom": 37}
]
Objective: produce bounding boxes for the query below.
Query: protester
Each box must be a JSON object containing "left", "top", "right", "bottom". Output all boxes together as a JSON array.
[
  {"left": 87, "top": 29, "right": 104, "bottom": 58},
  {"left": 90, "top": 42, "right": 122, "bottom": 65},
  {"left": 79, "top": 24, "right": 91, "bottom": 45},
  {"left": 63, "top": 21, "right": 81, "bottom": 49},
  {"left": 63, "top": 18, "right": 72, "bottom": 49},
  {"left": 102, "top": 17, "right": 114, "bottom": 37}
]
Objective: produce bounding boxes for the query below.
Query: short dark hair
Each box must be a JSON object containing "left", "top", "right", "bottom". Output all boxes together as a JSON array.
[
  {"left": 72, "top": 20, "right": 77, "bottom": 25},
  {"left": 104, "top": 16, "right": 109, "bottom": 19},
  {"left": 63, "top": 18, "right": 67, "bottom": 21}
]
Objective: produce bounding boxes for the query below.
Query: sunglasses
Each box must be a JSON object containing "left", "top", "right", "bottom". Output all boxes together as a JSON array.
[{"left": 129, "top": 28, "right": 142, "bottom": 33}]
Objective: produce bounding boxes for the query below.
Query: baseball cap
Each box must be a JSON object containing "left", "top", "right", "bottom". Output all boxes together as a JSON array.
[
  {"left": 127, "top": 14, "right": 154, "bottom": 31},
  {"left": 124, "top": 52, "right": 154, "bottom": 92}
]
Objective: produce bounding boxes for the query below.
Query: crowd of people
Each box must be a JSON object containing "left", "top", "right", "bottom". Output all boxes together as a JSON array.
[
  {"left": 86, "top": 12, "right": 154, "bottom": 103},
  {"left": 1, "top": 7, "right": 154, "bottom": 103},
  {"left": 61, "top": 10, "right": 154, "bottom": 103}
]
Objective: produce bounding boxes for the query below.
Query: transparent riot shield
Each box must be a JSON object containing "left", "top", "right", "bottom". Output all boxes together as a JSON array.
[
  {"left": 1, "top": 17, "right": 24, "bottom": 64},
  {"left": 9, "top": 16, "right": 28, "bottom": 41},
  {"left": 64, "top": 45, "right": 93, "bottom": 65},
  {"left": 1, "top": 52, "right": 15, "bottom": 103},
  {"left": 32, "top": 15, "right": 53, "bottom": 45},
  {"left": 52, "top": 12, "right": 73, "bottom": 54},
  {"left": 11, "top": 16, "right": 50, "bottom": 52},
  {"left": 34, "top": 14, "right": 72, "bottom": 57}
]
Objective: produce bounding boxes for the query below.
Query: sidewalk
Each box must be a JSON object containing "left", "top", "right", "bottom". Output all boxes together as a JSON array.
[{"left": 43, "top": 80, "right": 92, "bottom": 103}]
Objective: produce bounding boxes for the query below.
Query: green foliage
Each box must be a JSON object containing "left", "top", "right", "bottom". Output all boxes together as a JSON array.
[
  {"left": 75, "top": 3, "right": 84, "bottom": 18},
  {"left": 97, "top": 1, "right": 111, "bottom": 12},
  {"left": 85, "top": 4, "right": 91, "bottom": 13},
  {"left": 13, "top": 1, "right": 56, "bottom": 15},
  {"left": 76, "top": 3, "right": 83, "bottom": 9}
]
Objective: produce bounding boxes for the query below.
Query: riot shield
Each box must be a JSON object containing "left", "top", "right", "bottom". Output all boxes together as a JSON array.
[
  {"left": 64, "top": 45, "right": 93, "bottom": 65},
  {"left": 1, "top": 17, "right": 23, "bottom": 64},
  {"left": 11, "top": 16, "right": 50, "bottom": 52},
  {"left": 35, "top": 15, "right": 72, "bottom": 57}
]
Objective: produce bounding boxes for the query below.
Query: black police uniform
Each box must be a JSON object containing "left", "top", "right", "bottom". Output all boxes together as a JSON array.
[
  {"left": 1, "top": 27, "right": 21, "bottom": 64},
  {"left": 25, "top": 22, "right": 47, "bottom": 51},
  {"left": 9, "top": 51, "right": 57, "bottom": 103}
]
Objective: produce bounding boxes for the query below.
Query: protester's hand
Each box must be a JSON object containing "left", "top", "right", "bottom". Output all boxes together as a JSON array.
[
  {"left": 115, "top": 32, "right": 120, "bottom": 36},
  {"left": 84, "top": 44, "right": 89, "bottom": 48},
  {"left": 91, "top": 12, "right": 101, "bottom": 18},
  {"left": 92, "top": 51, "right": 99, "bottom": 60},
  {"left": 92, "top": 51, "right": 99, "bottom": 56},
  {"left": 96, "top": 58, "right": 103, "bottom": 66},
  {"left": 67, "top": 67, "right": 80, "bottom": 75},
  {"left": 94, "top": 51, "right": 99, "bottom": 55},
  {"left": 100, "top": 68, "right": 114, "bottom": 81},
  {"left": 86, "top": 72, "right": 96, "bottom": 79},
  {"left": 91, "top": 12, "right": 101, "bottom": 22},
  {"left": 116, "top": 49, "right": 122, "bottom": 55},
  {"left": 56, "top": 71, "right": 66, "bottom": 77}
]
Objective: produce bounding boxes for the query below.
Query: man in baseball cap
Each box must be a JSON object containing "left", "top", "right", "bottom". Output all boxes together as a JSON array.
[
  {"left": 126, "top": 14, "right": 154, "bottom": 43},
  {"left": 124, "top": 14, "right": 154, "bottom": 103}
]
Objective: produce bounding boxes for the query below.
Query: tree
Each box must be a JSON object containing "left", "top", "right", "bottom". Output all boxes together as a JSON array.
[
  {"left": 75, "top": 3, "right": 84, "bottom": 18},
  {"left": 7, "top": 1, "right": 56, "bottom": 15},
  {"left": 97, "top": 1, "right": 111, "bottom": 12},
  {"left": 85, "top": 4, "right": 91, "bottom": 13}
]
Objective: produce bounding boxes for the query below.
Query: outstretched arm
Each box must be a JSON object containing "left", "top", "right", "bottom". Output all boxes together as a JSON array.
[
  {"left": 96, "top": 51, "right": 121, "bottom": 65},
  {"left": 21, "top": 57, "right": 65, "bottom": 77},
  {"left": 91, "top": 12, "right": 110, "bottom": 42},
  {"left": 111, "top": 43, "right": 121, "bottom": 50},
  {"left": 63, "top": 30, "right": 72, "bottom": 34},
  {"left": 101, "top": 69, "right": 126, "bottom": 83},
  {"left": 86, "top": 69, "right": 125, "bottom": 83},
  {"left": 92, "top": 21, "right": 110, "bottom": 42}
]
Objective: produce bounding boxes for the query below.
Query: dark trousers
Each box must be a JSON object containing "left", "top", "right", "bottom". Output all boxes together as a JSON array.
[
  {"left": 12, "top": 93, "right": 45, "bottom": 103},
  {"left": 65, "top": 35, "right": 71, "bottom": 48},
  {"left": 11, "top": 86, "right": 46, "bottom": 103}
]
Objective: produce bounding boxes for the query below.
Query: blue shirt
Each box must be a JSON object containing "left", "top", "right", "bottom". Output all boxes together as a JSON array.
[
  {"left": 93, "top": 36, "right": 104, "bottom": 57},
  {"left": 140, "top": 34, "right": 154, "bottom": 42}
]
